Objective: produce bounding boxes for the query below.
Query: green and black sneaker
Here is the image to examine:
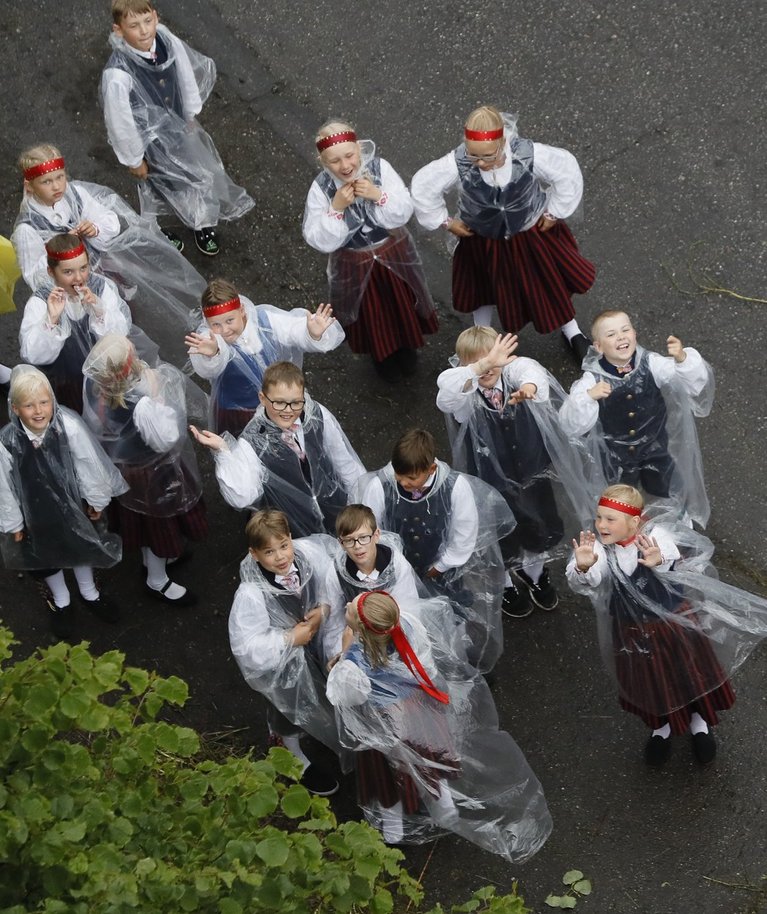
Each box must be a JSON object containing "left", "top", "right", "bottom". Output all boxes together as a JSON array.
[{"left": 194, "top": 227, "right": 220, "bottom": 256}]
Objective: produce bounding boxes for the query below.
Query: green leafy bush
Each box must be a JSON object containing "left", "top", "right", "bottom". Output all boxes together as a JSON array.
[{"left": 0, "top": 627, "right": 528, "bottom": 914}]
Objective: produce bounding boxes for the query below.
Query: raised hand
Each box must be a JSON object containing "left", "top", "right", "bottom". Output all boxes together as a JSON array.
[
  {"left": 507, "top": 383, "right": 537, "bottom": 406},
  {"left": 572, "top": 530, "right": 598, "bottom": 571},
  {"left": 189, "top": 425, "right": 226, "bottom": 452},
  {"left": 73, "top": 220, "right": 98, "bottom": 238},
  {"left": 667, "top": 335, "right": 687, "bottom": 364},
  {"left": 306, "top": 302, "right": 336, "bottom": 340},
  {"left": 636, "top": 534, "right": 663, "bottom": 567},
  {"left": 46, "top": 287, "right": 68, "bottom": 325},
  {"left": 587, "top": 379, "right": 612, "bottom": 400},
  {"left": 185, "top": 332, "right": 219, "bottom": 357},
  {"left": 478, "top": 333, "right": 518, "bottom": 373}
]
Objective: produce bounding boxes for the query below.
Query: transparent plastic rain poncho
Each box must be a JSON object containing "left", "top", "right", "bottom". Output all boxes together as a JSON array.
[
  {"left": 563, "top": 344, "right": 714, "bottom": 527},
  {"left": 303, "top": 140, "right": 434, "bottom": 325},
  {"left": 229, "top": 537, "right": 343, "bottom": 756},
  {"left": 567, "top": 507, "right": 767, "bottom": 729},
  {"left": 444, "top": 359, "right": 607, "bottom": 564},
  {"left": 326, "top": 599, "right": 552, "bottom": 861},
  {"left": 14, "top": 179, "right": 206, "bottom": 365},
  {"left": 101, "top": 25, "right": 254, "bottom": 232},
  {"left": 358, "top": 462, "right": 516, "bottom": 673},
  {"left": 0, "top": 366, "right": 127, "bottom": 570},
  {"left": 81, "top": 340, "right": 203, "bottom": 518}
]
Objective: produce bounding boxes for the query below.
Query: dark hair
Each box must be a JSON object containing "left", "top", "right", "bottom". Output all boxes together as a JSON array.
[
  {"left": 202, "top": 278, "right": 239, "bottom": 308},
  {"left": 391, "top": 428, "right": 436, "bottom": 475},
  {"left": 246, "top": 510, "right": 291, "bottom": 549},
  {"left": 336, "top": 504, "right": 377, "bottom": 539}
]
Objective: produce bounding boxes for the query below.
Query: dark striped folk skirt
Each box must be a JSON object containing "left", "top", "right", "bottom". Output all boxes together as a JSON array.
[
  {"left": 355, "top": 742, "right": 461, "bottom": 814},
  {"left": 452, "top": 222, "right": 596, "bottom": 333},
  {"left": 613, "top": 610, "right": 736, "bottom": 734},
  {"left": 212, "top": 403, "right": 256, "bottom": 437},
  {"left": 329, "top": 229, "right": 439, "bottom": 361}
]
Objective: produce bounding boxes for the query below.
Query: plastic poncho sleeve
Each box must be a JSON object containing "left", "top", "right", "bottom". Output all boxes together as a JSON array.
[
  {"left": 213, "top": 435, "right": 265, "bottom": 509},
  {"left": 410, "top": 151, "right": 460, "bottom": 230},
  {"left": 228, "top": 582, "right": 293, "bottom": 675},
  {"left": 60, "top": 409, "right": 129, "bottom": 510},
  {"left": 531, "top": 143, "right": 583, "bottom": 218},
  {"left": 0, "top": 442, "right": 24, "bottom": 533},
  {"left": 432, "top": 473, "right": 478, "bottom": 573}
]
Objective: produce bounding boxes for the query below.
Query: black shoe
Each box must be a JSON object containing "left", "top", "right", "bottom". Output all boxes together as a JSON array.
[
  {"left": 161, "top": 228, "right": 184, "bottom": 253},
  {"left": 145, "top": 580, "right": 198, "bottom": 607},
  {"left": 502, "top": 582, "right": 533, "bottom": 618},
  {"left": 691, "top": 730, "right": 717, "bottom": 765},
  {"left": 82, "top": 594, "right": 121, "bottom": 624},
  {"left": 395, "top": 348, "right": 418, "bottom": 377},
  {"left": 372, "top": 353, "right": 402, "bottom": 383},
  {"left": 644, "top": 734, "right": 672, "bottom": 767},
  {"left": 194, "top": 227, "right": 220, "bottom": 256},
  {"left": 515, "top": 567, "right": 559, "bottom": 611},
  {"left": 300, "top": 764, "right": 339, "bottom": 796},
  {"left": 48, "top": 603, "right": 76, "bottom": 640},
  {"left": 568, "top": 332, "right": 591, "bottom": 365}
]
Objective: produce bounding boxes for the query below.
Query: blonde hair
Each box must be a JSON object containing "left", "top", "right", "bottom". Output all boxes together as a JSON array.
[
  {"left": 455, "top": 325, "right": 496, "bottom": 364},
  {"left": 357, "top": 592, "right": 399, "bottom": 669},
  {"left": 591, "top": 309, "right": 632, "bottom": 341},
  {"left": 18, "top": 143, "right": 63, "bottom": 175},
  {"left": 464, "top": 105, "right": 504, "bottom": 133},
  {"left": 246, "top": 510, "right": 291, "bottom": 550},
  {"left": 112, "top": 0, "right": 155, "bottom": 24},
  {"left": 202, "top": 278, "right": 240, "bottom": 309},
  {"left": 86, "top": 335, "right": 142, "bottom": 410},
  {"left": 600, "top": 484, "right": 644, "bottom": 510},
  {"left": 261, "top": 361, "right": 305, "bottom": 395},
  {"left": 9, "top": 366, "right": 54, "bottom": 407}
]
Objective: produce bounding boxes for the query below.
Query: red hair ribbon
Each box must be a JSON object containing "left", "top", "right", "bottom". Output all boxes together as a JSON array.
[
  {"left": 24, "top": 157, "right": 66, "bottom": 180},
  {"left": 356, "top": 591, "right": 450, "bottom": 704},
  {"left": 202, "top": 296, "right": 241, "bottom": 318},
  {"left": 464, "top": 127, "right": 503, "bottom": 141},
  {"left": 118, "top": 350, "right": 136, "bottom": 380},
  {"left": 598, "top": 496, "right": 642, "bottom": 517},
  {"left": 45, "top": 242, "right": 86, "bottom": 262},
  {"left": 316, "top": 131, "right": 358, "bottom": 152}
]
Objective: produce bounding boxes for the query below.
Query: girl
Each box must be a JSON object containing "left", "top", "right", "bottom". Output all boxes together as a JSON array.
[
  {"left": 411, "top": 106, "right": 595, "bottom": 362},
  {"left": 81, "top": 334, "right": 207, "bottom": 606},
  {"left": 567, "top": 485, "right": 767, "bottom": 766},
  {"left": 327, "top": 590, "right": 552, "bottom": 860},
  {"left": 0, "top": 366, "right": 127, "bottom": 639},
  {"left": 302, "top": 120, "right": 438, "bottom": 382}
]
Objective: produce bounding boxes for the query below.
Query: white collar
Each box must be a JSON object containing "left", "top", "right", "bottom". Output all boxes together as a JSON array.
[
  {"left": 274, "top": 563, "right": 299, "bottom": 583},
  {"left": 355, "top": 567, "right": 380, "bottom": 582},
  {"left": 21, "top": 424, "right": 49, "bottom": 444}
]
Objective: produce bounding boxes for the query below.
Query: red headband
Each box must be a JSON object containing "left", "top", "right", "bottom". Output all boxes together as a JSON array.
[
  {"left": 464, "top": 127, "right": 503, "bottom": 141},
  {"left": 45, "top": 242, "right": 86, "bottom": 262},
  {"left": 356, "top": 591, "right": 449, "bottom": 704},
  {"left": 24, "top": 157, "right": 66, "bottom": 181},
  {"left": 316, "top": 131, "right": 357, "bottom": 152},
  {"left": 598, "top": 496, "right": 642, "bottom": 517},
  {"left": 202, "top": 296, "right": 241, "bottom": 318}
]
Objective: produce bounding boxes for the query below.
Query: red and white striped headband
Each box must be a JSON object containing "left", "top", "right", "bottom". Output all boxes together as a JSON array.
[
  {"left": 24, "top": 157, "right": 66, "bottom": 180},
  {"left": 316, "top": 131, "right": 357, "bottom": 152},
  {"left": 598, "top": 496, "right": 642, "bottom": 517},
  {"left": 202, "top": 296, "right": 241, "bottom": 318}
]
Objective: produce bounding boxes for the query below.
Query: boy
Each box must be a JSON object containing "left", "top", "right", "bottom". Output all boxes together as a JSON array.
[
  {"left": 101, "top": 0, "right": 254, "bottom": 256},
  {"left": 322, "top": 504, "right": 422, "bottom": 662},
  {"left": 359, "top": 428, "right": 515, "bottom": 672},
  {"left": 229, "top": 509, "right": 340, "bottom": 795},
  {"left": 0, "top": 366, "right": 127, "bottom": 639},
  {"left": 558, "top": 310, "right": 713, "bottom": 527},
  {"left": 185, "top": 278, "right": 345, "bottom": 436},
  {"left": 191, "top": 361, "right": 365, "bottom": 536},
  {"left": 436, "top": 329, "right": 594, "bottom": 617}
]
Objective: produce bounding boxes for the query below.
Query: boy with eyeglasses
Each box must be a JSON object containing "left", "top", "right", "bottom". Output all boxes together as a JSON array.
[
  {"left": 191, "top": 361, "right": 365, "bottom": 537},
  {"left": 411, "top": 105, "right": 594, "bottom": 362}
]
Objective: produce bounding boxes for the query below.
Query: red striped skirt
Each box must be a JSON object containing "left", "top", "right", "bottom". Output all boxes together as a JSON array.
[
  {"left": 452, "top": 222, "right": 596, "bottom": 333},
  {"left": 328, "top": 229, "right": 439, "bottom": 361},
  {"left": 109, "top": 496, "right": 209, "bottom": 557},
  {"left": 613, "top": 611, "right": 736, "bottom": 733},
  {"left": 355, "top": 742, "right": 461, "bottom": 814}
]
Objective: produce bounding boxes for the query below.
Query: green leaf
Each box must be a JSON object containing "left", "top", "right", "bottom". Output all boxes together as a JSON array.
[
  {"left": 246, "top": 785, "right": 279, "bottom": 818},
  {"left": 136, "top": 858, "right": 157, "bottom": 877},
  {"left": 256, "top": 835, "right": 290, "bottom": 867},
  {"left": 23, "top": 683, "right": 59, "bottom": 717},
  {"left": 562, "top": 870, "right": 584, "bottom": 886},
  {"left": 268, "top": 746, "right": 302, "bottom": 778},
  {"left": 573, "top": 880, "right": 592, "bottom": 895},
  {"left": 124, "top": 666, "right": 150, "bottom": 695},
  {"left": 545, "top": 896, "right": 564, "bottom": 908},
  {"left": 59, "top": 688, "right": 92, "bottom": 719},
  {"left": 281, "top": 784, "right": 311, "bottom": 819},
  {"left": 370, "top": 888, "right": 394, "bottom": 914},
  {"left": 153, "top": 675, "right": 189, "bottom": 705},
  {"left": 559, "top": 898, "right": 577, "bottom": 909},
  {"left": 219, "top": 900, "right": 243, "bottom": 914},
  {"left": 21, "top": 726, "right": 52, "bottom": 753}
]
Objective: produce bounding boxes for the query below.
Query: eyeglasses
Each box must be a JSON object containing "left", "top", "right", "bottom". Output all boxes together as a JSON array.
[
  {"left": 339, "top": 534, "right": 374, "bottom": 548},
  {"left": 466, "top": 144, "right": 504, "bottom": 165},
  {"left": 263, "top": 394, "right": 305, "bottom": 411}
]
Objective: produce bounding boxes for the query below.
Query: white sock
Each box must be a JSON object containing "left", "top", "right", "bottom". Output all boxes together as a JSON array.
[
  {"left": 281, "top": 734, "right": 311, "bottom": 772},
  {"left": 0, "top": 364, "right": 12, "bottom": 384},
  {"left": 143, "top": 547, "right": 188, "bottom": 599},
  {"left": 44, "top": 570, "right": 70, "bottom": 608},
  {"left": 652, "top": 723, "right": 671, "bottom": 739},
  {"left": 521, "top": 557, "right": 545, "bottom": 584},
  {"left": 380, "top": 801, "right": 405, "bottom": 844},
  {"left": 73, "top": 565, "right": 99, "bottom": 601},
  {"left": 560, "top": 319, "right": 583, "bottom": 341},
  {"left": 472, "top": 305, "right": 495, "bottom": 327},
  {"left": 689, "top": 712, "right": 709, "bottom": 735},
  {"left": 504, "top": 571, "right": 513, "bottom": 587}
]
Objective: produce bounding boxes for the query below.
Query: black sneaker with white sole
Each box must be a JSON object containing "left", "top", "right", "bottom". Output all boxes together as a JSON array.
[
  {"left": 515, "top": 567, "right": 559, "bottom": 611},
  {"left": 194, "top": 227, "right": 220, "bottom": 256},
  {"left": 502, "top": 581, "right": 533, "bottom": 618},
  {"left": 300, "top": 764, "right": 339, "bottom": 796},
  {"left": 161, "top": 228, "right": 184, "bottom": 253}
]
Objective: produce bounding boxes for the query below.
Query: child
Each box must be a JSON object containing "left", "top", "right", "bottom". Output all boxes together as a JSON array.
[
  {"left": 559, "top": 310, "right": 713, "bottom": 527},
  {"left": 185, "top": 278, "right": 345, "bottom": 436},
  {"left": 436, "top": 328, "right": 600, "bottom": 617},
  {"left": 191, "top": 361, "right": 365, "bottom": 537},
  {"left": 12, "top": 143, "right": 206, "bottom": 354},
  {"left": 0, "top": 366, "right": 127, "bottom": 639},
  {"left": 327, "top": 590, "right": 553, "bottom": 858},
  {"left": 20, "top": 234, "right": 133, "bottom": 412},
  {"left": 566, "top": 485, "right": 767, "bottom": 766},
  {"left": 101, "top": 0, "right": 254, "bottom": 256},
  {"left": 322, "top": 504, "right": 423, "bottom": 663},
  {"left": 81, "top": 334, "right": 207, "bottom": 606},
  {"left": 229, "top": 509, "right": 340, "bottom": 795},
  {"left": 359, "top": 428, "right": 515, "bottom": 672},
  {"left": 302, "top": 120, "right": 438, "bottom": 382},
  {"left": 411, "top": 105, "right": 594, "bottom": 361}
]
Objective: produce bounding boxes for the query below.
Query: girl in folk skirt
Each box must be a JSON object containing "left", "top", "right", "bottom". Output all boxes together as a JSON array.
[
  {"left": 82, "top": 334, "right": 208, "bottom": 606},
  {"left": 411, "top": 105, "right": 595, "bottom": 362},
  {"left": 567, "top": 485, "right": 767, "bottom": 767},
  {"left": 302, "top": 120, "right": 438, "bottom": 382}
]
